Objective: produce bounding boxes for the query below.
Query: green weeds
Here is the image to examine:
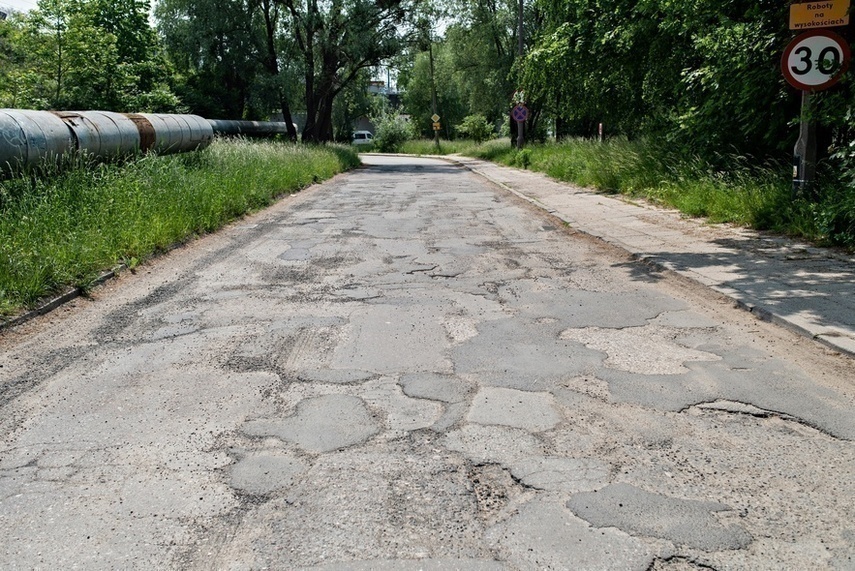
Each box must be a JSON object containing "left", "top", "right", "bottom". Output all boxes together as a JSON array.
[
  {"left": 398, "top": 139, "right": 484, "bottom": 156},
  {"left": 0, "top": 138, "right": 359, "bottom": 317},
  {"left": 464, "top": 138, "right": 853, "bottom": 248}
]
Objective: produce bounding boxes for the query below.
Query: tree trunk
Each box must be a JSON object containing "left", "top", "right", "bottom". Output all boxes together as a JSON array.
[
  {"left": 302, "top": 90, "right": 321, "bottom": 142},
  {"left": 303, "top": 59, "right": 337, "bottom": 142},
  {"left": 304, "top": 86, "right": 335, "bottom": 142},
  {"left": 317, "top": 92, "right": 335, "bottom": 141},
  {"left": 261, "top": 0, "right": 297, "bottom": 141}
]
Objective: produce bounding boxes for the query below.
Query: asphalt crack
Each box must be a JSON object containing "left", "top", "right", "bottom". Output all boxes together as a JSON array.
[
  {"left": 405, "top": 265, "right": 439, "bottom": 275},
  {"left": 685, "top": 399, "right": 848, "bottom": 441}
]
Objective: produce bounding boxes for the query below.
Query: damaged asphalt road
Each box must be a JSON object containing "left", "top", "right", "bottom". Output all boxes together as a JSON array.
[{"left": 1, "top": 155, "right": 854, "bottom": 570}]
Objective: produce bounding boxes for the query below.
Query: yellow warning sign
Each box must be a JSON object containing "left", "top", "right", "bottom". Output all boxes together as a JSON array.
[
  {"left": 790, "top": 0, "right": 850, "bottom": 30},
  {"left": 432, "top": 122, "right": 441, "bottom": 131}
]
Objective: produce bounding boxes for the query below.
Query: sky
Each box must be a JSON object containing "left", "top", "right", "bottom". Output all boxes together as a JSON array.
[{"left": 0, "top": 0, "right": 38, "bottom": 14}]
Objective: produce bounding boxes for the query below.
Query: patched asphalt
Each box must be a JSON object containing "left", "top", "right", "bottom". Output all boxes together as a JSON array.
[{"left": 0, "top": 155, "right": 853, "bottom": 569}]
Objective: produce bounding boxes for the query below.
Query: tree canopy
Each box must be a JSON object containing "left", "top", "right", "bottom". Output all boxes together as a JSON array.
[
  {"left": 394, "top": 0, "right": 855, "bottom": 167},
  {"left": 515, "top": 0, "right": 803, "bottom": 156},
  {"left": 154, "top": 0, "right": 414, "bottom": 141},
  {"left": 0, "top": 0, "right": 179, "bottom": 111},
  {"left": 0, "top": 0, "right": 853, "bottom": 175}
]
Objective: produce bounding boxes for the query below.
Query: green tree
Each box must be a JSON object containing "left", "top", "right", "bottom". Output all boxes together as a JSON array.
[
  {"left": 0, "top": 0, "right": 178, "bottom": 111},
  {"left": 371, "top": 99, "right": 416, "bottom": 151},
  {"left": 397, "top": 0, "right": 531, "bottom": 139},
  {"left": 280, "top": 0, "right": 413, "bottom": 142},
  {"left": 156, "top": 0, "right": 263, "bottom": 118},
  {"left": 399, "top": 43, "right": 467, "bottom": 138},
  {"left": 456, "top": 113, "right": 494, "bottom": 141},
  {"left": 443, "top": 0, "right": 521, "bottom": 128},
  {"left": 0, "top": 13, "right": 30, "bottom": 108},
  {"left": 257, "top": 0, "right": 298, "bottom": 138},
  {"left": 86, "top": 0, "right": 180, "bottom": 111},
  {"left": 157, "top": 0, "right": 298, "bottom": 135},
  {"left": 332, "top": 70, "right": 374, "bottom": 142},
  {"left": 16, "top": 0, "right": 92, "bottom": 108},
  {"left": 520, "top": 0, "right": 799, "bottom": 157}
]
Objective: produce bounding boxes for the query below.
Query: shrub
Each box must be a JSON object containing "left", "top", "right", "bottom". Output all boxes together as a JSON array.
[
  {"left": 514, "top": 149, "right": 532, "bottom": 169},
  {"left": 456, "top": 114, "right": 494, "bottom": 143},
  {"left": 372, "top": 113, "right": 416, "bottom": 153}
]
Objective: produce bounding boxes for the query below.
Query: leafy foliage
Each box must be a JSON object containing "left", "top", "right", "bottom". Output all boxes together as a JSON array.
[
  {"left": 155, "top": 0, "right": 269, "bottom": 119},
  {"left": 332, "top": 71, "right": 376, "bottom": 142},
  {"left": 456, "top": 114, "right": 494, "bottom": 142},
  {"left": 518, "top": 0, "right": 799, "bottom": 157},
  {"left": 371, "top": 104, "right": 416, "bottom": 152},
  {"left": 281, "top": 0, "right": 413, "bottom": 141},
  {"left": 398, "top": 0, "right": 526, "bottom": 138},
  {"left": 0, "top": 0, "right": 179, "bottom": 111},
  {"left": 399, "top": 44, "right": 467, "bottom": 138}
]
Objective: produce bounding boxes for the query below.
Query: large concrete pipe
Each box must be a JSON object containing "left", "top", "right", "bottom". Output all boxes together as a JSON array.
[
  {"left": 208, "top": 119, "right": 292, "bottom": 138},
  {"left": 124, "top": 113, "right": 213, "bottom": 154},
  {"left": 0, "top": 109, "right": 279, "bottom": 174},
  {"left": 52, "top": 111, "right": 141, "bottom": 159},
  {"left": 0, "top": 109, "right": 75, "bottom": 168}
]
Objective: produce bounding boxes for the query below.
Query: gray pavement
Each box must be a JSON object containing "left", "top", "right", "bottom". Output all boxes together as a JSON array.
[
  {"left": 2, "top": 155, "right": 855, "bottom": 568},
  {"left": 453, "top": 156, "right": 855, "bottom": 357}
]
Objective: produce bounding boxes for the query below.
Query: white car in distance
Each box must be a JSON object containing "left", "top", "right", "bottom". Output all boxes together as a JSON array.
[{"left": 351, "top": 131, "right": 374, "bottom": 146}]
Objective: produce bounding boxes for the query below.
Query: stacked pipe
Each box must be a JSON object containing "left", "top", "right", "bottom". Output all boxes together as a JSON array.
[
  {"left": 0, "top": 109, "right": 293, "bottom": 172},
  {"left": 207, "top": 119, "right": 292, "bottom": 138}
]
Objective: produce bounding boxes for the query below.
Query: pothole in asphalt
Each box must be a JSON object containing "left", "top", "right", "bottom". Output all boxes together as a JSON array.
[
  {"left": 566, "top": 482, "right": 752, "bottom": 551},
  {"left": 560, "top": 325, "right": 720, "bottom": 375},
  {"left": 468, "top": 464, "right": 529, "bottom": 525},
  {"left": 228, "top": 452, "right": 309, "bottom": 496},
  {"left": 559, "top": 376, "right": 612, "bottom": 401},
  {"left": 242, "top": 394, "right": 380, "bottom": 453}
]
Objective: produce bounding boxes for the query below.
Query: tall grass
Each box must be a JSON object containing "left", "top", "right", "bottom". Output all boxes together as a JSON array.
[
  {"left": 399, "top": 139, "right": 484, "bottom": 156},
  {"left": 463, "top": 138, "right": 851, "bottom": 246},
  {"left": 0, "top": 138, "right": 360, "bottom": 316}
]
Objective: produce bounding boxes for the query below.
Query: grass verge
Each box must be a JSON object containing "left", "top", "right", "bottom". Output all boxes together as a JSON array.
[
  {"left": 0, "top": 138, "right": 360, "bottom": 317},
  {"left": 464, "top": 138, "right": 854, "bottom": 248},
  {"left": 399, "top": 139, "right": 484, "bottom": 156}
]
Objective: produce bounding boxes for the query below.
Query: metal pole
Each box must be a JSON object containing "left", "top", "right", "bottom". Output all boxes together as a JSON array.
[
  {"left": 793, "top": 90, "right": 816, "bottom": 197},
  {"left": 516, "top": 0, "right": 524, "bottom": 150},
  {"left": 429, "top": 38, "right": 439, "bottom": 149}
]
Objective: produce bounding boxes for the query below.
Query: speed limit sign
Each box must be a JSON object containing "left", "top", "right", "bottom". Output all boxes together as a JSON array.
[{"left": 782, "top": 29, "right": 851, "bottom": 91}]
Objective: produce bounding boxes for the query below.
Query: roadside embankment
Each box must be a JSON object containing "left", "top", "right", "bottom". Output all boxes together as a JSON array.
[{"left": 0, "top": 139, "right": 360, "bottom": 324}]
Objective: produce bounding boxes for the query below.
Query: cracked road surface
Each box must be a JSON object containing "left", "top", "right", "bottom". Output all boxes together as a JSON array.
[{"left": 2, "top": 155, "right": 855, "bottom": 569}]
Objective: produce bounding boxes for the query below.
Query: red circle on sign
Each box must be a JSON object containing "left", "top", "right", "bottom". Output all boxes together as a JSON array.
[
  {"left": 512, "top": 105, "right": 528, "bottom": 122},
  {"left": 782, "top": 29, "right": 851, "bottom": 91}
]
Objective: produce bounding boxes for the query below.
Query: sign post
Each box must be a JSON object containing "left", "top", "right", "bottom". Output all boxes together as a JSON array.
[
  {"left": 782, "top": 25, "right": 851, "bottom": 195},
  {"left": 429, "top": 39, "right": 439, "bottom": 148},
  {"left": 431, "top": 114, "right": 441, "bottom": 133},
  {"left": 793, "top": 91, "right": 818, "bottom": 197},
  {"left": 512, "top": 104, "right": 529, "bottom": 150},
  {"left": 511, "top": 98, "right": 528, "bottom": 150}
]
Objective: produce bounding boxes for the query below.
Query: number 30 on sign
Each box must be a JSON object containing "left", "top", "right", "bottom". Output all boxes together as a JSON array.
[{"left": 782, "top": 29, "right": 851, "bottom": 91}]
